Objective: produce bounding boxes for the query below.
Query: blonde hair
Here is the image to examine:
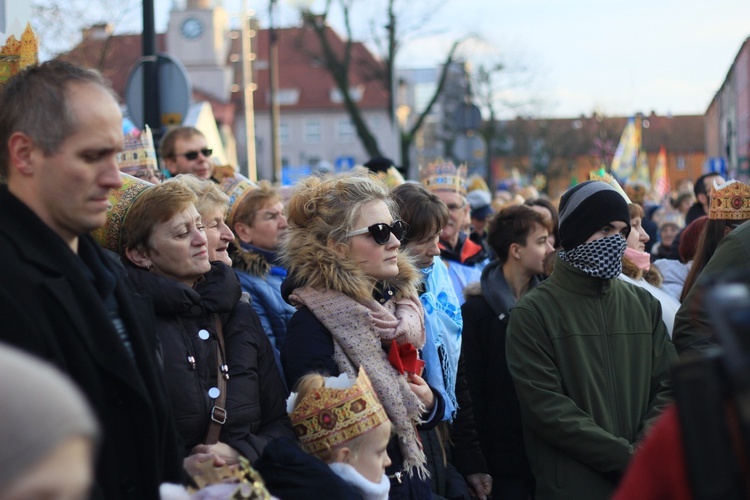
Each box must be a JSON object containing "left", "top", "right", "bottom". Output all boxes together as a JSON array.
[{"left": 167, "top": 174, "right": 229, "bottom": 218}]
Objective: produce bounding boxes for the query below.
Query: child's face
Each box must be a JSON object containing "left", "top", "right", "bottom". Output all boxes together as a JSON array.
[{"left": 349, "top": 421, "right": 392, "bottom": 483}]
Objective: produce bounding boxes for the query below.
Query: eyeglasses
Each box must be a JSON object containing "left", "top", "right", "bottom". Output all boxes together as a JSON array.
[
  {"left": 446, "top": 202, "right": 466, "bottom": 212},
  {"left": 174, "top": 148, "right": 212, "bottom": 160},
  {"left": 346, "top": 220, "right": 407, "bottom": 245}
]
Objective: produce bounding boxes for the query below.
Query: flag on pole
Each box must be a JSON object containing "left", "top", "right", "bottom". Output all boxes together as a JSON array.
[
  {"left": 630, "top": 150, "right": 651, "bottom": 187},
  {"left": 610, "top": 117, "right": 641, "bottom": 181},
  {"left": 652, "top": 146, "right": 670, "bottom": 198}
]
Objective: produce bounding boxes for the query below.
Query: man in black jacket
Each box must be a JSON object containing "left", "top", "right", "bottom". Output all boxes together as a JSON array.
[{"left": 0, "top": 61, "right": 184, "bottom": 499}]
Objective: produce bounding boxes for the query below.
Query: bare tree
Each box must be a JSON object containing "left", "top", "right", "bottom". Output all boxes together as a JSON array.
[{"left": 297, "top": 0, "right": 464, "bottom": 171}]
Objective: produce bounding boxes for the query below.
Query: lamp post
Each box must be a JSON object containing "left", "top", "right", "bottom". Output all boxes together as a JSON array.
[
  {"left": 241, "top": 0, "right": 258, "bottom": 181},
  {"left": 268, "top": 0, "right": 282, "bottom": 184}
]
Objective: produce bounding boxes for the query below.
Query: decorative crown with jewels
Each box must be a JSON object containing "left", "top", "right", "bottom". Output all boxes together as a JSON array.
[
  {"left": 419, "top": 160, "right": 468, "bottom": 196},
  {"left": 288, "top": 367, "right": 389, "bottom": 456},
  {"left": 117, "top": 126, "right": 159, "bottom": 177},
  {"left": 709, "top": 179, "right": 750, "bottom": 221}
]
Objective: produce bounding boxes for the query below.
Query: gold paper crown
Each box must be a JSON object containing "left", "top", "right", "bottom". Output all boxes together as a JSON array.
[
  {"left": 467, "top": 174, "right": 490, "bottom": 194},
  {"left": 378, "top": 166, "right": 405, "bottom": 189},
  {"left": 117, "top": 126, "right": 158, "bottom": 175},
  {"left": 92, "top": 173, "right": 153, "bottom": 253},
  {"left": 420, "top": 160, "right": 467, "bottom": 195},
  {"left": 290, "top": 367, "right": 389, "bottom": 456},
  {"left": 589, "top": 170, "right": 632, "bottom": 204},
  {"left": 0, "top": 23, "right": 38, "bottom": 87},
  {"left": 215, "top": 170, "right": 259, "bottom": 227},
  {"left": 709, "top": 179, "right": 750, "bottom": 221}
]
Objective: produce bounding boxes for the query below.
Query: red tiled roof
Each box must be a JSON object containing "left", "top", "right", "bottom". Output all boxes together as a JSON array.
[
  {"left": 247, "top": 26, "right": 388, "bottom": 111},
  {"left": 58, "top": 33, "right": 167, "bottom": 102}
]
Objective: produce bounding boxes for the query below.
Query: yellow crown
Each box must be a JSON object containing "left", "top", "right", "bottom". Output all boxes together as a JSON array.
[
  {"left": 290, "top": 367, "right": 389, "bottom": 456},
  {"left": 589, "top": 170, "right": 632, "bottom": 204},
  {"left": 214, "top": 169, "right": 259, "bottom": 227},
  {"left": 709, "top": 179, "right": 750, "bottom": 220},
  {"left": 0, "top": 23, "right": 39, "bottom": 87},
  {"left": 420, "top": 160, "right": 467, "bottom": 195},
  {"left": 92, "top": 173, "right": 153, "bottom": 253},
  {"left": 117, "top": 126, "right": 158, "bottom": 176},
  {"left": 378, "top": 166, "right": 405, "bottom": 189}
]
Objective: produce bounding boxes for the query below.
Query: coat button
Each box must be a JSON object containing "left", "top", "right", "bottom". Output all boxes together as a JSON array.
[{"left": 198, "top": 329, "right": 210, "bottom": 340}]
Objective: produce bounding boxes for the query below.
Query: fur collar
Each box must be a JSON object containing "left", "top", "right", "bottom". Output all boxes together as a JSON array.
[
  {"left": 328, "top": 462, "right": 389, "bottom": 500},
  {"left": 622, "top": 257, "right": 663, "bottom": 288},
  {"left": 230, "top": 240, "right": 270, "bottom": 277},
  {"left": 279, "top": 230, "right": 422, "bottom": 301}
]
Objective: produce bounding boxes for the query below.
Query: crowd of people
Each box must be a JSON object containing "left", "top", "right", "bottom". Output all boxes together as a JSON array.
[{"left": 2, "top": 60, "right": 750, "bottom": 500}]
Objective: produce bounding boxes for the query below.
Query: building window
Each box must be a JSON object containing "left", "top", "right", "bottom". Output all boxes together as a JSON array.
[
  {"left": 305, "top": 119, "right": 322, "bottom": 144},
  {"left": 330, "top": 85, "right": 364, "bottom": 103},
  {"left": 279, "top": 121, "right": 290, "bottom": 145},
  {"left": 337, "top": 119, "right": 355, "bottom": 143},
  {"left": 677, "top": 156, "right": 686, "bottom": 171}
]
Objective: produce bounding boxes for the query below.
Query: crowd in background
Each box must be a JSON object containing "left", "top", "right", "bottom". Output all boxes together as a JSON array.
[{"left": 2, "top": 60, "right": 750, "bottom": 500}]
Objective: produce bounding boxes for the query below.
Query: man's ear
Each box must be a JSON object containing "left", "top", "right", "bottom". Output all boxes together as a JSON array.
[
  {"left": 164, "top": 157, "right": 177, "bottom": 175},
  {"left": 509, "top": 242, "right": 522, "bottom": 260},
  {"left": 7, "top": 132, "right": 37, "bottom": 176},
  {"left": 328, "top": 237, "right": 349, "bottom": 259},
  {"left": 125, "top": 245, "right": 151, "bottom": 270},
  {"left": 234, "top": 221, "right": 252, "bottom": 244}
]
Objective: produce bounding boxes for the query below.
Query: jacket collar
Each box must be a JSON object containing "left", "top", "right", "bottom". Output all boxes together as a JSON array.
[{"left": 549, "top": 255, "right": 613, "bottom": 297}]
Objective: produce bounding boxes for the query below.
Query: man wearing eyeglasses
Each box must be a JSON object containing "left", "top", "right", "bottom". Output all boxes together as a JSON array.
[{"left": 160, "top": 126, "right": 214, "bottom": 179}]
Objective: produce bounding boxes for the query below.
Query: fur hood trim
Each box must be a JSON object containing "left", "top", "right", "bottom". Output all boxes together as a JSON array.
[
  {"left": 230, "top": 240, "right": 270, "bottom": 277},
  {"left": 622, "top": 257, "right": 663, "bottom": 288},
  {"left": 279, "top": 232, "right": 422, "bottom": 301}
]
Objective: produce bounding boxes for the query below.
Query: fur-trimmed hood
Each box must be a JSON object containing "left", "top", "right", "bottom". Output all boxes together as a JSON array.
[
  {"left": 622, "top": 257, "right": 663, "bottom": 288},
  {"left": 230, "top": 240, "right": 270, "bottom": 278},
  {"left": 278, "top": 230, "right": 422, "bottom": 302}
]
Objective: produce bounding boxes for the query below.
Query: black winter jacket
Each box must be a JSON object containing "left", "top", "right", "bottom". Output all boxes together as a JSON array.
[
  {"left": 461, "top": 260, "right": 537, "bottom": 491},
  {"left": 125, "top": 261, "right": 294, "bottom": 462},
  {"left": 282, "top": 306, "right": 444, "bottom": 500}
]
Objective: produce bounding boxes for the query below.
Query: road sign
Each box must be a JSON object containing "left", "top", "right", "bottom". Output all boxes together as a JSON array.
[{"left": 125, "top": 54, "right": 191, "bottom": 130}]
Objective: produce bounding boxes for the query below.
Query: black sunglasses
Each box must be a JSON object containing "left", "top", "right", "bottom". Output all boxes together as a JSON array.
[
  {"left": 346, "top": 220, "right": 407, "bottom": 245},
  {"left": 175, "top": 148, "right": 212, "bottom": 160}
]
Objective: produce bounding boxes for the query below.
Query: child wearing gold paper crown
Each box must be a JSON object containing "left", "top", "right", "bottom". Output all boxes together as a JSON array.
[{"left": 288, "top": 367, "right": 393, "bottom": 500}]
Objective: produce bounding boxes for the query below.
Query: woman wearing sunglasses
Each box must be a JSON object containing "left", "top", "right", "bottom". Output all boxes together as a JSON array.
[{"left": 279, "top": 172, "right": 445, "bottom": 499}]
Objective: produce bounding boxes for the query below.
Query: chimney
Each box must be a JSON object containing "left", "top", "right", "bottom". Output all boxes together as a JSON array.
[{"left": 82, "top": 23, "right": 113, "bottom": 41}]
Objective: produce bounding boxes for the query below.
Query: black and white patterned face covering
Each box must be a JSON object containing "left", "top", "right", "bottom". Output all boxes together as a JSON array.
[{"left": 558, "top": 234, "right": 627, "bottom": 279}]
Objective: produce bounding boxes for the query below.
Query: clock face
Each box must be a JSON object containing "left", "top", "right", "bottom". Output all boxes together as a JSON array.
[{"left": 181, "top": 17, "right": 204, "bottom": 40}]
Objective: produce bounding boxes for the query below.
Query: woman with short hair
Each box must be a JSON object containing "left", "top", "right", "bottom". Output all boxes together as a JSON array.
[{"left": 120, "top": 180, "right": 293, "bottom": 468}]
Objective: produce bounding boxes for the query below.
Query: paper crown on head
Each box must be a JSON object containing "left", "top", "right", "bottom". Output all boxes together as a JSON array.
[
  {"left": 0, "top": 23, "right": 39, "bottom": 87},
  {"left": 92, "top": 173, "right": 153, "bottom": 253},
  {"left": 378, "top": 166, "right": 406, "bottom": 189},
  {"left": 709, "top": 179, "right": 750, "bottom": 220},
  {"left": 117, "top": 126, "right": 158, "bottom": 175},
  {"left": 467, "top": 174, "right": 490, "bottom": 194},
  {"left": 589, "top": 170, "right": 632, "bottom": 204},
  {"left": 289, "top": 367, "right": 389, "bottom": 456},
  {"left": 214, "top": 167, "right": 259, "bottom": 227},
  {"left": 420, "top": 160, "right": 467, "bottom": 195}
]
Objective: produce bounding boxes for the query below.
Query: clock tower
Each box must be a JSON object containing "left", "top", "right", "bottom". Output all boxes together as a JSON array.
[{"left": 167, "top": 0, "right": 232, "bottom": 100}]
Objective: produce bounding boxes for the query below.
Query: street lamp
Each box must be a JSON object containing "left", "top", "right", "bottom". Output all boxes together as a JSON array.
[{"left": 269, "top": 0, "right": 282, "bottom": 184}]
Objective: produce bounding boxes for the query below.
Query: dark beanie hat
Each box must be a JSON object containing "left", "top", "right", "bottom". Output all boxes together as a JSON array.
[{"left": 558, "top": 180, "right": 631, "bottom": 251}]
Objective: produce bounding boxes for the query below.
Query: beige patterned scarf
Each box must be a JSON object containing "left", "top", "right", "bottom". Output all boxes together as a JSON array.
[{"left": 289, "top": 286, "right": 428, "bottom": 477}]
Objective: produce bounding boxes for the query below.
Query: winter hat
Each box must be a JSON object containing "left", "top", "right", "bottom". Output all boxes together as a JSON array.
[
  {"left": 678, "top": 215, "right": 708, "bottom": 263},
  {"left": 0, "top": 342, "right": 99, "bottom": 491},
  {"left": 558, "top": 180, "right": 631, "bottom": 251},
  {"left": 466, "top": 189, "right": 493, "bottom": 220}
]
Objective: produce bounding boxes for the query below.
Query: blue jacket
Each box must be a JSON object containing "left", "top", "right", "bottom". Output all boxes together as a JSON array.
[{"left": 231, "top": 242, "right": 295, "bottom": 351}]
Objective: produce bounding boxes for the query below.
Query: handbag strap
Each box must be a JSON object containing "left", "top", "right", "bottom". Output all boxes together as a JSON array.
[{"left": 205, "top": 313, "right": 229, "bottom": 445}]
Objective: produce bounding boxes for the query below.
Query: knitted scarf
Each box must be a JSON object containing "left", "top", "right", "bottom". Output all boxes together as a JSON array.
[{"left": 289, "top": 286, "right": 428, "bottom": 477}]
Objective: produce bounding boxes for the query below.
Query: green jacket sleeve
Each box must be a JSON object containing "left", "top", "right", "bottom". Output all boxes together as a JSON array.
[
  {"left": 673, "top": 227, "right": 750, "bottom": 355},
  {"left": 506, "top": 305, "right": 634, "bottom": 475}
]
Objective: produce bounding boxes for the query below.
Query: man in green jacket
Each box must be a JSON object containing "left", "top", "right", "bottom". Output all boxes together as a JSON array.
[{"left": 506, "top": 181, "right": 677, "bottom": 500}]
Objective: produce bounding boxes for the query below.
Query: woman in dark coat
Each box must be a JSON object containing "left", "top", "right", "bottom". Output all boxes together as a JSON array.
[
  {"left": 279, "top": 172, "right": 444, "bottom": 499},
  {"left": 121, "top": 180, "right": 293, "bottom": 466}
]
